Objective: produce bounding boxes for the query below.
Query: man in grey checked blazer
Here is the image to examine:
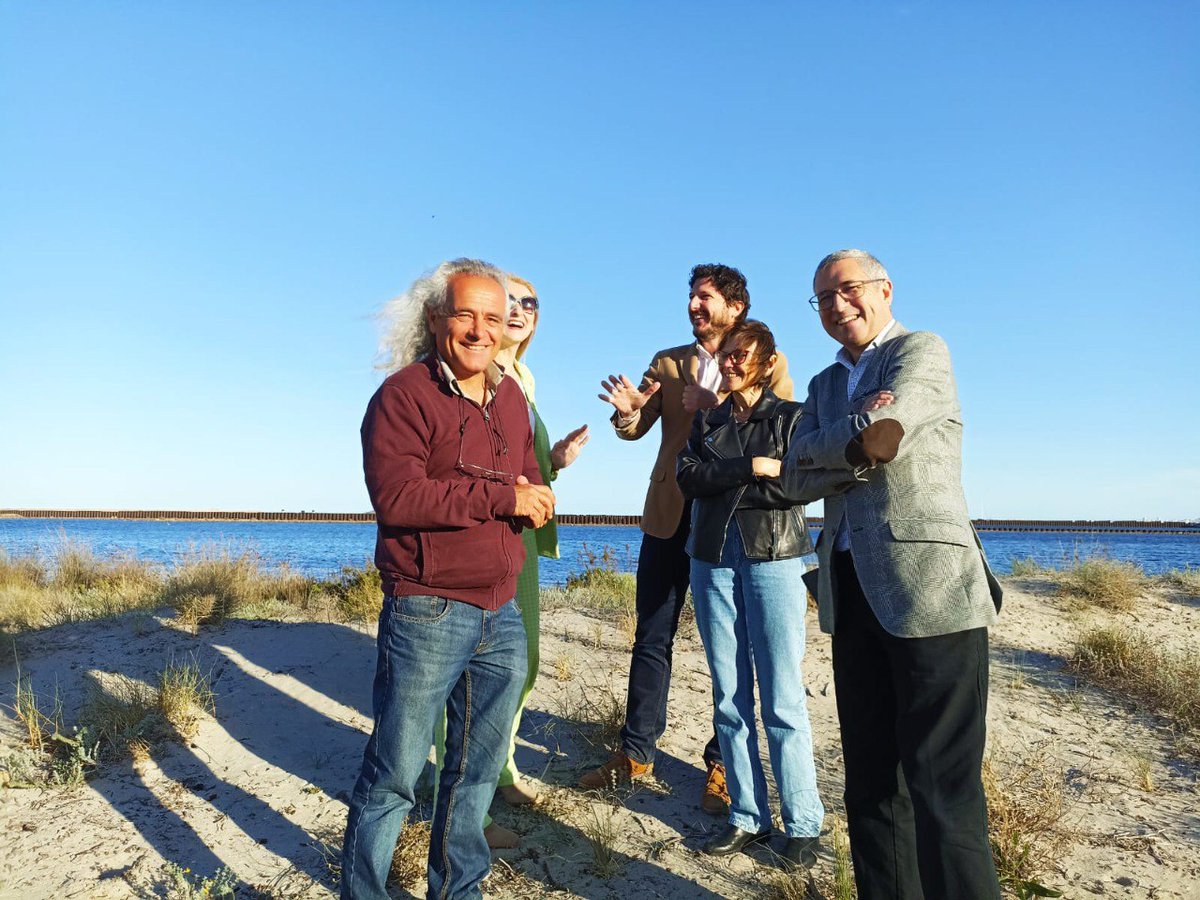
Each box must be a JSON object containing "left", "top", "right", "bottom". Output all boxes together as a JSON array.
[{"left": 783, "top": 249, "right": 1002, "bottom": 899}]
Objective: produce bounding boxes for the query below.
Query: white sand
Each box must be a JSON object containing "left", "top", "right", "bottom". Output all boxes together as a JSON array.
[{"left": 1, "top": 578, "right": 1197, "bottom": 899}]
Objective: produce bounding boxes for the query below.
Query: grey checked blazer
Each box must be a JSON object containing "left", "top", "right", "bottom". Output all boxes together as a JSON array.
[{"left": 782, "top": 322, "right": 1002, "bottom": 638}]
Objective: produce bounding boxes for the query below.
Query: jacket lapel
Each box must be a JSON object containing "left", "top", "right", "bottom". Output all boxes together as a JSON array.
[
  {"left": 683, "top": 346, "right": 700, "bottom": 386},
  {"left": 701, "top": 402, "right": 743, "bottom": 458}
]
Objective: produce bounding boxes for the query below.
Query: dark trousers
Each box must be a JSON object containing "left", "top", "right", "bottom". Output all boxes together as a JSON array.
[
  {"left": 619, "top": 505, "right": 721, "bottom": 767},
  {"left": 831, "top": 551, "right": 1000, "bottom": 900}
]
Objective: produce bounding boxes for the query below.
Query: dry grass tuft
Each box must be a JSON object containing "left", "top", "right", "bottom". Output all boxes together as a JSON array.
[
  {"left": 81, "top": 656, "right": 214, "bottom": 759},
  {"left": 1, "top": 543, "right": 161, "bottom": 630},
  {"left": 162, "top": 547, "right": 313, "bottom": 628},
  {"left": 325, "top": 563, "right": 383, "bottom": 623},
  {"left": 1009, "top": 556, "right": 1048, "bottom": 578},
  {"left": 1056, "top": 557, "right": 1146, "bottom": 611},
  {"left": 1159, "top": 565, "right": 1200, "bottom": 597},
  {"left": 1070, "top": 626, "right": 1200, "bottom": 744},
  {"left": 553, "top": 650, "right": 575, "bottom": 682},
  {"left": 557, "top": 673, "right": 626, "bottom": 753},
  {"left": 982, "top": 746, "right": 1070, "bottom": 898},
  {"left": 617, "top": 609, "right": 638, "bottom": 649},
  {"left": 582, "top": 803, "right": 622, "bottom": 877},
  {"left": 388, "top": 820, "right": 432, "bottom": 889}
]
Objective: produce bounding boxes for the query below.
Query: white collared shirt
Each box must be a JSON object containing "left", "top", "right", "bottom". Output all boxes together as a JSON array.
[
  {"left": 694, "top": 343, "right": 723, "bottom": 394},
  {"left": 832, "top": 318, "right": 896, "bottom": 552}
]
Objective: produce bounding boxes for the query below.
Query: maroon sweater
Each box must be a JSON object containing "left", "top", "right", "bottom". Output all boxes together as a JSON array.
[{"left": 361, "top": 355, "right": 541, "bottom": 610}]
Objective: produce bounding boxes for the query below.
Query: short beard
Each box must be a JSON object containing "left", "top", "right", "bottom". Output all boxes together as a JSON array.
[{"left": 692, "top": 320, "right": 732, "bottom": 343}]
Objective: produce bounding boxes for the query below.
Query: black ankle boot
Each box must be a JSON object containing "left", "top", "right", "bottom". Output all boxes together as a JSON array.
[
  {"left": 703, "top": 824, "right": 772, "bottom": 856},
  {"left": 782, "top": 835, "right": 820, "bottom": 869}
]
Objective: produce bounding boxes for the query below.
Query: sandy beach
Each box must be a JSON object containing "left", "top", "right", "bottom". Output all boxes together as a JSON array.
[{"left": 2, "top": 574, "right": 1198, "bottom": 899}]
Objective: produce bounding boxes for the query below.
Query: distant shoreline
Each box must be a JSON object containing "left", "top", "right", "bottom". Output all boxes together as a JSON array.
[{"left": 1, "top": 509, "right": 1197, "bottom": 534}]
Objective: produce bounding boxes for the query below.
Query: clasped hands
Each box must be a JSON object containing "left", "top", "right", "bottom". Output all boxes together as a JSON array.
[
  {"left": 513, "top": 475, "right": 555, "bottom": 529},
  {"left": 751, "top": 391, "right": 897, "bottom": 479}
]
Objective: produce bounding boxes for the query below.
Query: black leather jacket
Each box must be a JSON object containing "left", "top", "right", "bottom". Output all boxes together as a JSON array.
[{"left": 677, "top": 388, "right": 814, "bottom": 565}]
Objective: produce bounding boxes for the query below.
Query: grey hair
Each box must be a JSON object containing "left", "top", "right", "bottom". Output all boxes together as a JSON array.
[
  {"left": 377, "top": 257, "right": 509, "bottom": 373},
  {"left": 812, "top": 249, "right": 889, "bottom": 289}
]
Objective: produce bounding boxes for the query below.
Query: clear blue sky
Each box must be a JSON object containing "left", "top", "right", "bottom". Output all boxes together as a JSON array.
[{"left": 2, "top": 2, "right": 1197, "bottom": 520}]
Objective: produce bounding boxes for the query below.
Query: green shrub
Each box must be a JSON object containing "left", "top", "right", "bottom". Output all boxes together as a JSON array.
[{"left": 325, "top": 562, "right": 383, "bottom": 623}]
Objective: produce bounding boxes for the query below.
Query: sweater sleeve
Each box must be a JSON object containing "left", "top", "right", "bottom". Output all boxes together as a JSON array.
[{"left": 362, "top": 383, "right": 517, "bottom": 528}]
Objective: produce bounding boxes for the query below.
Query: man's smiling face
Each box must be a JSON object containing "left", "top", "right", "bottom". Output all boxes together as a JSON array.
[
  {"left": 688, "top": 278, "right": 742, "bottom": 343},
  {"left": 428, "top": 274, "right": 507, "bottom": 381},
  {"left": 815, "top": 258, "right": 893, "bottom": 359}
]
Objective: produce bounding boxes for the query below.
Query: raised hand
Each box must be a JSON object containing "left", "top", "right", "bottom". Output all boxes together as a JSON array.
[
  {"left": 682, "top": 384, "right": 719, "bottom": 413},
  {"left": 513, "top": 474, "right": 555, "bottom": 529},
  {"left": 550, "top": 424, "right": 590, "bottom": 471},
  {"left": 598, "top": 374, "right": 660, "bottom": 418}
]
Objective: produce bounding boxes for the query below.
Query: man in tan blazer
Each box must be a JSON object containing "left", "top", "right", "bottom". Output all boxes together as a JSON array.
[{"left": 578, "top": 264, "right": 793, "bottom": 816}]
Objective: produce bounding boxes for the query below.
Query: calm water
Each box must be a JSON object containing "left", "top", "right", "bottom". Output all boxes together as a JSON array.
[{"left": 1, "top": 518, "right": 1196, "bottom": 582}]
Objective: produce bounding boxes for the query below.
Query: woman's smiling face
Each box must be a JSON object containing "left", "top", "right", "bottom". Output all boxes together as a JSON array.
[
  {"left": 718, "top": 332, "right": 762, "bottom": 394},
  {"left": 502, "top": 288, "right": 538, "bottom": 350}
]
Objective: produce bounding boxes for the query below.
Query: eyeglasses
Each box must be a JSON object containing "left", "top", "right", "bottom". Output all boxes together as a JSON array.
[
  {"left": 808, "top": 279, "right": 886, "bottom": 311},
  {"left": 715, "top": 347, "right": 752, "bottom": 365},
  {"left": 455, "top": 411, "right": 515, "bottom": 485},
  {"left": 508, "top": 294, "right": 539, "bottom": 313}
]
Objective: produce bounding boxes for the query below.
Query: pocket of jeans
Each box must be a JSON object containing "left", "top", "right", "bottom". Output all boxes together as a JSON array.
[{"left": 392, "top": 594, "right": 452, "bottom": 623}]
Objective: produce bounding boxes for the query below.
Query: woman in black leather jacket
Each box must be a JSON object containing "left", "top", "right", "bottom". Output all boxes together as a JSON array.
[{"left": 677, "top": 319, "right": 824, "bottom": 869}]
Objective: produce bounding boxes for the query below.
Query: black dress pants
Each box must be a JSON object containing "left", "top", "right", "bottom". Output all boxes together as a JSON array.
[
  {"left": 619, "top": 504, "right": 721, "bottom": 767},
  {"left": 831, "top": 550, "right": 999, "bottom": 900}
]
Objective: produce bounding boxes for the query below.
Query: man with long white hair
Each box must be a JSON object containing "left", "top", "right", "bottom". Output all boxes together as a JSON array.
[{"left": 342, "top": 258, "right": 555, "bottom": 900}]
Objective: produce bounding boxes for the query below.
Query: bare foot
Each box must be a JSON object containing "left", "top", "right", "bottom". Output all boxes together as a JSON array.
[
  {"left": 498, "top": 781, "right": 540, "bottom": 807},
  {"left": 484, "top": 822, "right": 521, "bottom": 849}
]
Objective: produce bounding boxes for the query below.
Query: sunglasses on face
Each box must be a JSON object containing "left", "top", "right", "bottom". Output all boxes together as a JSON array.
[
  {"left": 508, "top": 295, "right": 539, "bottom": 313},
  {"left": 715, "top": 347, "right": 752, "bottom": 365}
]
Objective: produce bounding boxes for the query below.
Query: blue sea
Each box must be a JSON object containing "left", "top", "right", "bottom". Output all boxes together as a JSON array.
[{"left": 0, "top": 518, "right": 1196, "bottom": 583}]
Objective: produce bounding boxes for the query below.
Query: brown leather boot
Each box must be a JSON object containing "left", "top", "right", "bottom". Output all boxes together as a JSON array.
[
  {"left": 578, "top": 750, "right": 653, "bottom": 790},
  {"left": 701, "top": 761, "right": 730, "bottom": 816}
]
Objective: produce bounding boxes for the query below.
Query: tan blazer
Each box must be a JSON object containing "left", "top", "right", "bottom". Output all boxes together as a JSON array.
[{"left": 613, "top": 343, "right": 794, "bottom": 538}]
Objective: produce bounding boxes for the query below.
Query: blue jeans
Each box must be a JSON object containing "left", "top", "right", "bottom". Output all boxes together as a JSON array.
[
  {"left": 341, "top": 595, "right": 527, "bottom": 900},
  {"left": 690, "top": 528, "right": 825, "bottom": 838}
]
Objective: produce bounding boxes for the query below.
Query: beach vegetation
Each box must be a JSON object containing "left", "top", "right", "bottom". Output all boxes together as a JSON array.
[
  {"left": 0, "top": 543, "right": 160, "bottom": 630},
  {"left": 80, "top": 655, "right": 214, "bottom": 760},
  {"left": 582, "top": 803, "right": 622, "bottom": 877},
  {"left": 1159, "top": 565, "right": 1200, "bottom": 597},
  {"left": 553, "top": 650, "right": 575, "bottom": 681},
  {"left": 1070, "top": 626, "right": 1200, "bottom": 750},
  {"left": 1055, "top": 557, "right": 1146, "bottom": 611},
  {"left": 158, "top": 863, "right": 239, "bottom": 899},
  {"left": 982, "top": 745, "right": 1069, "bottom": 899},
  {"left": 1008, "top": 556, "right": 1047, "bottom": 578},
  {"left": 541, "top": 542, "right": 637, "bottom": 614},
  {"left": 389, "top": 820, "right": 432, "bottom": 890},
  {"left": 161, "top": 547, "right": 312, "bottom": 628},
  {"left": 4, "top": 655, "right": 214, "bottom": 787},
  {"left": 325, "top": 562, "right": 384, "bottom": 622}
]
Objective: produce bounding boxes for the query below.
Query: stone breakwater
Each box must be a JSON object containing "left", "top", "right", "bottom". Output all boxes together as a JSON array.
[{"left": 1, "top": 509, "right": 1198, "bottom": 534}]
